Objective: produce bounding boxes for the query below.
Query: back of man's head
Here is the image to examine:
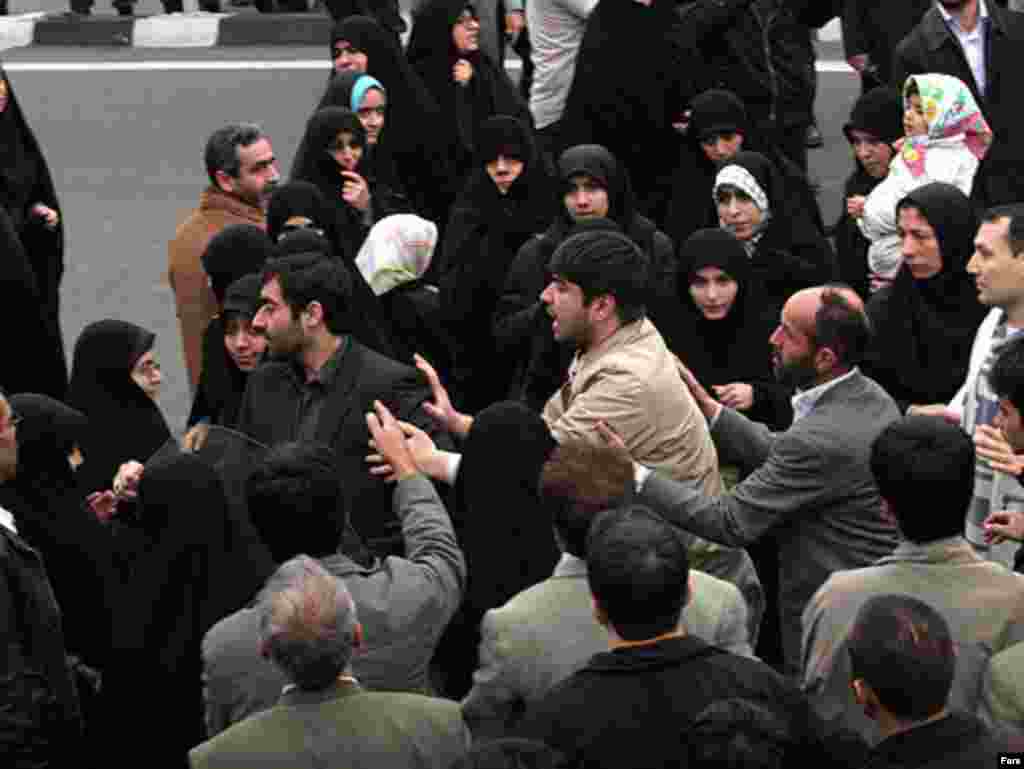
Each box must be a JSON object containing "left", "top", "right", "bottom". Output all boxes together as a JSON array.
[
  {"left": 848, "top": 594, "right": 956, "bottom": 722},
  {"left": 547, "top": 230, "right": 650, "bottom": 326},
  {"left": 261, "top": 253, "right": 354, "bottom": 337},
  {"left": 811, "top": 285, "right": 871, "bottom": 371},
  {"left": 870, "top": 416, "right": 974, "bottom": 543},
  {"left": 586, "top": 505, "right": 689, "bottom": 642},
  {"left": 205, "top": 122, "right": 265, "bottom": 188},
  {"left": 258, "top": 555, "right": 359, "bottom": 691},
  {"left": 246, "top": 442, "right": 345, "bottom": 562},
  {"left": 539, "top": 442, "right": 634, "bottom": 559}
]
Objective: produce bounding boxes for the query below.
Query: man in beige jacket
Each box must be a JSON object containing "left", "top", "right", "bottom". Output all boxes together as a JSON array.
[{"left": 168, "top": 123, "right": 279, "bottom": 391}]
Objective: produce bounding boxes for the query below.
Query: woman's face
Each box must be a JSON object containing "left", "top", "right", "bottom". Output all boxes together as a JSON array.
[
  {"left": 452, "top": 8, "right": 480, "bottom": 53},
  {"left": 848, "top": 129, "right": 893, "bottom": 179},
  {"left": 564, "top": 174, "right": 610, "bottom": 221},
  {"left": 332, "top": 41, "right": 368, "bottom": 74},
  {"left": 68, "top": 445, "right": 83, "bottom": 471},
  {"left": 700, "top": 132, "right": 743, "bottom": 164},
  {"left": 716, "top": 186, "right": 763, "bottom": 242},
  {"left": 224, "top": 316, "right": 267, "bottom": 372},
  {"left": 131, "top": 350, "right": 162, "bottom": 401},
  {"left": 486, "top": 155, "right": 524, "bottom": 194},
  {"left": 330, "top": 130, "right": 364, "bottom": 173},
  {"left": 357, "top": 88, "right": 386, "bottom": 146},
  {"left": 689, "top": 266, "right": 739, "bottom": 320}
]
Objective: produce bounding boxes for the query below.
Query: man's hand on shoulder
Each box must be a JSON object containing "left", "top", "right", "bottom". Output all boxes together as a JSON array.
[{"left": 366, "top": 401, "right": 421, "bottom": 482}]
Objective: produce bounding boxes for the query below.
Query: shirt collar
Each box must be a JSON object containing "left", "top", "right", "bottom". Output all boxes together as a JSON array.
[
  {"left": 790, "top": 367, "right": 859, "bottom": 424},
  {"left": 297, "top": 336, "right": 349, "bottom": 386},
  {"left": 553, "top": 552, "right": 588, "bottom": 578},
  {"left": 0, "top": 504, "right": 16, "bottom": 534},
  {"left": 937, "top": 0, "right": 988, "bottom": 30}
]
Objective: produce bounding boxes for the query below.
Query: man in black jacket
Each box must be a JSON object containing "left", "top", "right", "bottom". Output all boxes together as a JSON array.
[
  {"left": 519, "top": 504, "right": 867, "bottom": 769},
  {"left": 892, "top": 0, "right": 1024, "bottom": 208},
  {"left": 238, "top": 253, "right": 450, "bottom": 556}
]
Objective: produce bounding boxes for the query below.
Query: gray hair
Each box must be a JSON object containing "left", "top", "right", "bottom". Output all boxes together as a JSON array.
[
  {"left": 258, "top": 555, "right": 359, "bottom": 690},
  {"left": 205, "top": 122, "right": 265, "bottom": 186}
]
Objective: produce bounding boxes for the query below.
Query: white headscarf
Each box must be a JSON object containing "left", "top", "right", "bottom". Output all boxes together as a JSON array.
[{"left": 355, "top": 214, "right": 438, "bottom": 296}]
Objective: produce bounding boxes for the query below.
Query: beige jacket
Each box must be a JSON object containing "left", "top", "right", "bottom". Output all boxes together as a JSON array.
[
  {"left": 542, "top": 318, "right": 721, "bottom": 494},
  {"left": 168, "top": 187, "right": 265, "bottom": 391}
]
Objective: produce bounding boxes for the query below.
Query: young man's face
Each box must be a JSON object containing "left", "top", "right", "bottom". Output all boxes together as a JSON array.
[
  {"left": 540, "top": 275, "right": 592, "bottom": 347},
  {"left": 968, "top": 218, "right": 1024, "bottom": 310},
  {"left": 252, "top": 278, "right": 306, "bottom": 359}
]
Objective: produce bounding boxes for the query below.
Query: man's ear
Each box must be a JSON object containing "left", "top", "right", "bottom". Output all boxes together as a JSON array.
[
  {"left": 214, "top": 169, "right": 235, "bottom": 195},
  {"left": 593, "top": 597, "right": 610, "bottom": 629},
  {"left": 303, "top": 300, "right": 325, "bottom": 329}
]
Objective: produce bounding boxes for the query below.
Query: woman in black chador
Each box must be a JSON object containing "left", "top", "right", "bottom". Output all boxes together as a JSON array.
[{"left": 0, "top": 66, "right": 67, "bottom": 399}]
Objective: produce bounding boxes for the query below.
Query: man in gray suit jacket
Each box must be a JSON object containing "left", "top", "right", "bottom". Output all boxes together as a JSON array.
[
  {"left": 202, "top": 434, "right": 464, "bottom": 737},
  {"left": 191, "top": 555, "right": 469, "bottom": 769},
  {"left": 462, "top": 442, "right": 754, "bottom": 738},
  {"left": 618, "top": 286, "right": 902, "bottom": 675}
]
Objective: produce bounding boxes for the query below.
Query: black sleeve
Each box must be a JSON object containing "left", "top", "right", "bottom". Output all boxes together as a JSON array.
[{"left": 492, "top": 237, "right": 549, "bottom": 350}]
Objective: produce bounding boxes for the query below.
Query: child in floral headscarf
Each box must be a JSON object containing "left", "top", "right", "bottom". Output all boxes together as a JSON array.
[{"left": 853, "top": 73, "right": 991, "bottom": 292}]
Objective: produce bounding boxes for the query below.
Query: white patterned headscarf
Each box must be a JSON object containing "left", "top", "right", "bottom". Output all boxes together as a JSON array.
[
  {"left": 355, "top": 214, "right": 438, "bottom": 296},
  {"left": 713, "top": 164, "right": 769, "bottom": 213}
]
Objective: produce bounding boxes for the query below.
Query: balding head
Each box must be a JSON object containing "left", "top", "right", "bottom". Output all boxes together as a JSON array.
[
  {"left": 258, "top": 555, "right": 362, "bottom": 690},
  {"left": 770, "top": 284, "right": 870, "bottom": 389}
]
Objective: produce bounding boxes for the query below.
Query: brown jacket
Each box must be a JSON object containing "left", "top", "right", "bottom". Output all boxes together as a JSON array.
[{"left": 168, "top": 187, "right": 265, "bottom": 391}]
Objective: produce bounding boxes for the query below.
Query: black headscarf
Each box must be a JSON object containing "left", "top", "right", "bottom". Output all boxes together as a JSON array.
[
  {"left": 436, "top": 400, "right": 561, "bottom": 696},
  {"left": 200, "top": 223, "right": 276, "bottom": 306},
  {"left": 327, "top": 16, "right": 457, "bottom": 228},
  {"left": 558, "top": 0, "right": 699, "bottom": 217},
  {"left": 267, "top": 180, "right": 334, "bottom": 244},
  {"left": 188, "top": 274, "right": 265, "bottom": 429},
  {"left": 0, "top": 394, "right": 114, "bottom": 668},
  {"left": 66, "top": 320, "right": 171, "bottom": 496},
  {"left": 665, "top": 228, "right": 790, "bottom": 428},
  {"left": 864, "top": 182, "right": 988, "bottom": 409},
  {"left": 836, "top": 88, "right": 903, "bottom": 298},
  {"left": 406, "top": 0, "right": 532, "bottom": 179},
  {"left": 307, "top": 71, "right": 411, "bottom": 219},
  {"left": 104, "top": 453, "right": 273, "bottom": 764},
  {"left": 0, "top": 65, "right": 65, "bottom": 367},
  {"left": 440, "top": 116, "right": 555, "bottom": 409}
]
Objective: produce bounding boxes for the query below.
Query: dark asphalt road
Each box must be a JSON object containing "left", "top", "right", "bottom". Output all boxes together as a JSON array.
[{"left": 1, "top": 45, "right": 861, "bottom": 433}]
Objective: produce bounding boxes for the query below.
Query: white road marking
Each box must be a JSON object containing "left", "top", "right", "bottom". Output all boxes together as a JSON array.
[{"left": 1, "top": 59, "right": 854, "bottom": 73}]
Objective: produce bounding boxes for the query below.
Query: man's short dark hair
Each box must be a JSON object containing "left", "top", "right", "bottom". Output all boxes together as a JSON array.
[
  {"left": 848, "top": 595, "right": 956, "bottom": 721},
  {"left": 989, "top": 334, "right": 1024, "bottom": 413},
  {"left": 810, "top": 285, "right": 871, "bottom": 368},
  {"left": 539, "top": 442, "right": 634, "bottom": 559},
  {"left": 982, "top": 204, "right": 1024, "bottom": 257},
  {"left": 586, "top": 505, "right": 689, "bottom": 641},
  {"left": 547, "top": 230, "right": 649, "bottom": 325},
  {"left": 205, "top": 123, "right": 266, "bottom": 187},
  {"left": 453, "top": 739, "right": 567, "bottom": 769},
  {"left": 246, "top": 442, "right": 345, "bottom": 562},
  {"left": 260, "top": 253, "right": 354, "bottom": 336},
  {"left": 870, "top": 416, "right": 975, "bottom": 543}
]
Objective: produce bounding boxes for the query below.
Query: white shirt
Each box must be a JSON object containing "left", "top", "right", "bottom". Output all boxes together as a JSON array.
[
  {"left": 790, "top": 367, "right": 860, "bottom": 425},
  {"left": 937, "top": 0, "right": 990, "bottom": 95},
  {"left": 0, "top": 504, "right": 17, "bottom": 534}
]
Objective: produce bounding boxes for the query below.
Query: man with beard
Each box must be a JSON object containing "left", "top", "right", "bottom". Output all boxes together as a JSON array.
[
  {"left": 892, "top": 0, "right": 1024, "bottom": 208},
  {"left": 606, "top": 285, "right": 902, "bottom": 676},
  {"left": 169, "top": 123, "right": 280, "bottom": 393},
  {"left": 237, "top": 252, "right": 448, "bottom": 557}
]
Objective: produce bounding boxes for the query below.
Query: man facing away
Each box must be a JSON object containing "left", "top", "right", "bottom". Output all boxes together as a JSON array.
[
  {"left": 169, "top": 123, "right": 280, "bottom": 393},
  {"left": 190, "top": 555, "right": 469, "bottom": 769}
]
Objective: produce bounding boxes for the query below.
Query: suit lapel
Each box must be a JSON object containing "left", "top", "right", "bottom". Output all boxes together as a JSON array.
[{"left": 314, "top": 340, "right": 364, "bottom": 448}]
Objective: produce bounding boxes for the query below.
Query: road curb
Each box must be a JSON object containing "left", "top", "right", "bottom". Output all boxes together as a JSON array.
[{"left": 1, "top": 10, "right": 333, "bottom": 48}]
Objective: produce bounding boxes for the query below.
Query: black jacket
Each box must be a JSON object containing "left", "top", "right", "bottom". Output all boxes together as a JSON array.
[
  {"left": 520, "top": 635, "right": 869, "bottom": 769},
  {"left": 235, "top": 340, "right": 451, "bottom": 555},
  {"left": 892, "top": 3, "right": 1024, "bottom": 208},
  {"left": 861, "top": 712, "right": 1003, "bottom": 769},
  {"left": 841, "top": 0, "right": 931, "bottom": 86}
]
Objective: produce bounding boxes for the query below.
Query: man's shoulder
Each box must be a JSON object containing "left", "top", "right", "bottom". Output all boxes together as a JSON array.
[
  {"left": 485, "top": 572, "right": 593, "bottom": 633},
  {"left": 354, "top": 689, "right": 464, "bottom": 720},
  {"left": 203, "top": 605, "right": 261, "bottom": 660}
]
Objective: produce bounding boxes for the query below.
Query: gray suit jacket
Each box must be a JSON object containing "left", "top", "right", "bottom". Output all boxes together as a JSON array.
[
  {"left": 461, "top": 553, "right": 752, "bottom": 738},
  {"left": 202, "top": 475, "right": 465, "bottom": 737},
  {"left": 639, "top": 369, "right": 901, "bottom": 672},
  {"left": 190, "top": 681, "right": 469, "bottom": 769}
]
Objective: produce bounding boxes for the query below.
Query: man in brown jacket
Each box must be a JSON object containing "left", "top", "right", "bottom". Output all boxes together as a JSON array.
[{"left": 168, "top": 123, "right": 280, "bottom": 391}]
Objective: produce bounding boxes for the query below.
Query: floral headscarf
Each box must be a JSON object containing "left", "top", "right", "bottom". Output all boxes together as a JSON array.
[{"left": 901, "top": 73, "right": 992, "bottom": 178}]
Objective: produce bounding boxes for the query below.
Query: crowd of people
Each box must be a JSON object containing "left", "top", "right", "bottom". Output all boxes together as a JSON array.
[{"left": 3, "top": 0, "right": 1024, "bottom": 766}]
